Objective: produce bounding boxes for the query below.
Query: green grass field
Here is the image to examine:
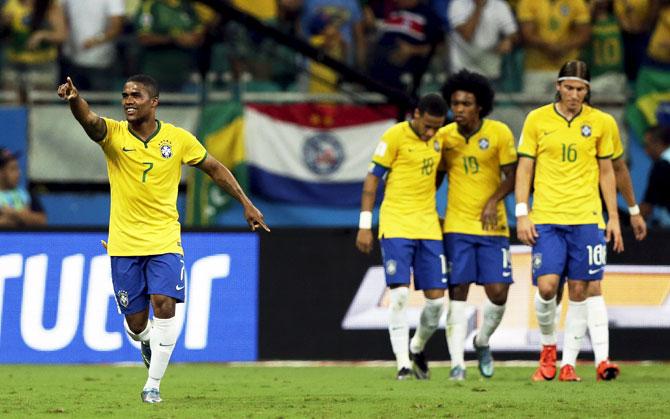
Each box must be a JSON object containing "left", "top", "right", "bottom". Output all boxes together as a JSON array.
[{"left": 0, "top": 363, "right": 667, "bottom": 418}]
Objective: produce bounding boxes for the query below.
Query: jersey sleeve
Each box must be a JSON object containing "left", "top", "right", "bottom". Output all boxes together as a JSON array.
[
  {"left": 498, "top": 123, "right": 518, "bottom": 166},
  {"left": 99, "top": 117, "right": 122, "bottom": 148},
  {"left": 371, "top": 128, "right": 398, "bottom": 169},
  {"left": 517, "top": 112, "right": 539, "bottom": 158},
  {"left": 180, "top": 129, "right": 208, "bottom": 166},
  {"left": 596, "top": 114, "right": 614, "bottom": 159}
]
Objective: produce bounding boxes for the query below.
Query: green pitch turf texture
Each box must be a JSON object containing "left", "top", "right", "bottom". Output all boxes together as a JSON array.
[{"left": 0, "top": 363, "right": 667, "bottom": 418}]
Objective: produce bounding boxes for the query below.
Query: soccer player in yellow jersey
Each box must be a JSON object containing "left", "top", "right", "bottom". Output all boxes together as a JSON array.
[
  {"left": 516, "top": 61, "right": 623, "bottom": 383},
  {"left": 435, "top": 70, "right": 517, "bottom": 380},
  {"left": 356, "top": 93, "right": 448, "bottom": 380},
  {"left": 57, "top": 74, "right": 269, "bottom": 403}
]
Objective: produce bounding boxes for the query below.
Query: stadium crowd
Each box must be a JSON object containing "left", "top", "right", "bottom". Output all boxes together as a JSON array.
[
  {"left": 0, "top": 0, "right": 668, "bottom": 223},
  {"left": 0, "top": 0, "right": 667, "bottom": 97}
]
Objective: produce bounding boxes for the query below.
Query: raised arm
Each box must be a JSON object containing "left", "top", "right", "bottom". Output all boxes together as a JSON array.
[
  {"left": 599, "top": 158, "right": 624, "bottom": 252},
  {"left": 514, "top": 156, "right": 537, "bottom": 245},
  {"left": 197, "top": 155, "right": 269, "bottom": 232},
  {"left": 57, "top": 77, "right": 107, "bottom": 142},
  {"left": 612, "top": 158, "right": 647, "bottom": 240},
  {"left": 356, "top": 173, "right": 380, "bottom": 254}
]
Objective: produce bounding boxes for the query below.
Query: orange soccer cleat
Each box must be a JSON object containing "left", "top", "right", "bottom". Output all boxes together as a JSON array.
[
  {"left": 558, "top": 364, "right": 582, "bottom": 382},
  {"left": 531, "top": 344, "right": 557, "bottom": 381},
  {"left": 596, "top": 359, "right": 620, "bottom": 381}
]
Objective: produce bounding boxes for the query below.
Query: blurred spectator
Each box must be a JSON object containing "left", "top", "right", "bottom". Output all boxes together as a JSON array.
[
  {"left": 60, "top": 0, "right": 125, "bottom": 91},
  {"left": 134, "top": 0, "right": 205, "bottom": 91},
  {"left": 641, "top": 125, "right": 670, "bottom": 226},
  {"left": 0, "top": 0, "right": 67, "bottom": 102},
  {"left": 367, "top": 0, "right": 443, "bottom": 93},
  {"left": 516, "top": 0, "right": 591, "bottom": 95},
  {"left": 268, "top": 0, "right": 304, "bottom": 89},
  {"left": 645, "top": 0, "right": 670, "bottom": 65},
  {"left": 613, "top": 0, "right": 659, "bottom": 82},
  {"left": 447, "top": 0, "right": 518, "bottom": 85},
  {"left": 231, "top": 0, "right": 278, "bottom": 20},
  {"left": 307, "top": 10, "right": 346, "bottom": 92},
  {"left": 300, "top": 0, "right": 366, "bottom": 69},
  {"left": 582, "top": 0, "right": 627, "bottom": 96},
  {"left": 0, "top": 148, "right": 47, "bottom": 227}
]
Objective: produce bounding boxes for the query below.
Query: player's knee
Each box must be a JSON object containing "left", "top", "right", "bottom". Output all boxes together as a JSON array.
[
  {"left": 448, "top": 284, "right": 469, "bottom": 301},
  {"left": 125, "top": 315, "right": 148, "bottom": 335},
  {"left": 567, "top": 281, "right": 588, "bottom": 302},
  {"left": 485, "top": 284, "right": 509, "bottom": 305},
  {"left": 151, "top": 295, "right": 177, "bottom": 318}
]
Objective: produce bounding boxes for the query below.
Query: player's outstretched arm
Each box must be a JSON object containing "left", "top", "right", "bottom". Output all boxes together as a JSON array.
[
  {"left": 599, "top": 158, "right": 624, "bottom": 253},
  {"left": 57, "top": 77, "right": 106, "bottom": 142},
  {"left": 197, "top": 155, "right": 269, "bottom": 232},
  {"left": 612, "top": 158, "right": 647, "bottom": 241},
  {"left": 514, "top": 157, "right": 537, "bottom": 246},
  {"left": 356, "top": 173, "right": 379, "bottom": 254}
]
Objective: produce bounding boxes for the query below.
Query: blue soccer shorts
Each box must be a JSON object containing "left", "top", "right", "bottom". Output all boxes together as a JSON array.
[
  {"left": 444, "top": 233, "right": 513, "bottom": 286},
  {"left": 110, "top": 253, "right": 186, "bottom": 315},
  {"left": 380, "top": 238, "right": 447, "bottom": 290},
  {"left": 531, "top": 224, "right": 606, "bottom": 284}
]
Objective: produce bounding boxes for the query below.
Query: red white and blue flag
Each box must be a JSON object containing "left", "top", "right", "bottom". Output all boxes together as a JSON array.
[{"left": 244, "top": 103, "right": 396, "bottom": 206}]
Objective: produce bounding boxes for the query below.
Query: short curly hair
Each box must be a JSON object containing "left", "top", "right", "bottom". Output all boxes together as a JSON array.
[{"left": 441, "top": 69, "right": 495, "bottom": 118}]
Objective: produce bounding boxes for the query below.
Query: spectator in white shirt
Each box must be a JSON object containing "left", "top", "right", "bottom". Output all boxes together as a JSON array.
[
  {"left": 448, "top": 0, "right": 517, "bottom": 84},
  {"left": 60, "top": 0, "right": 125, "bottom": 90}
]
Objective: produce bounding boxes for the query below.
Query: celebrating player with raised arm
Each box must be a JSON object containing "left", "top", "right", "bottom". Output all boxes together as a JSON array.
[
  {"left": 515, "top": 61, "right": 623, "bottom": 383},
  {"left": 435, "top": 70, "right": 517, "bottom": 380},
  {"left": 57, "top": 75, "right": 269, "bottom": 403},
  {"left": 356, "top": 93, "right": 448, "bottom": 380}
]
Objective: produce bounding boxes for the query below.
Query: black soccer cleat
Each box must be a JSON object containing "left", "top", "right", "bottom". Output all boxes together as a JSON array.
[
  {"left": 410, "top": 351, "right": 430, "bottom": 379},
  {"left": 396, "top": 367, "right": 413, "bottom": 380}
]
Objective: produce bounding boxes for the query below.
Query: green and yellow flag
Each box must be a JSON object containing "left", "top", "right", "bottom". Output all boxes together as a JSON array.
[
  {"left": 187, "top": 101, "right": 246, "bottom": 226},
  {"left": 625, "top": 66, "right": 670, "bottom": 141}
]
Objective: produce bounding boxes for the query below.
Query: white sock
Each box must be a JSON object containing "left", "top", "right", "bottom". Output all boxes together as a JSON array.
[
  {"left": 446, "top": 300, "right": 467, "bottom": 369},
  {"left": 410, "top": 297, "right": 445, "bottom": 354},
  {"left": 124, "top": 318, "right": 151, "bottom": 343},
  {"left": 561, "top": 300, "right": 588, "bottom": 367},
  {"left": 534, "top": 291, "right": 557, "bottom": 345},
  {"left": 554, "top": 303, "right": 562, "bottom": 330},
  {"left": 388, "top": 287, "right": 411, "bottom": 370},
  {"left": 587, "top": 296, "right": 609, "bottom": 366},
  {"left": 475, "top": 300, "right": 505, "bottom": 347},
  {"left": 145, "top": 317, "right": 179, "bottom": 391}
]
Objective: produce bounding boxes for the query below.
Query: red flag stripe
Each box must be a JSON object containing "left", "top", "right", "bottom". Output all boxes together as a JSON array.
[{"left": 246, "top": 103, "right": 397, "bottom": 128}]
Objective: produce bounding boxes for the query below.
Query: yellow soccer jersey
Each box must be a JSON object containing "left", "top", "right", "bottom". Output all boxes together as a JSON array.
[
  {"left": 99, "top": 118, "right": 207, "bottom": 256},
  {"left": 518, "top": 104, "right": 614, "bottom": 225},
  {"left": 516, "top": 0, "right": 591, "bottom": 70},
  {"left": 437, "top": 119, "right": 517, "bottom": 237},
  {"left": 372, "top": 121, "right": 443, "bottom": 240}
]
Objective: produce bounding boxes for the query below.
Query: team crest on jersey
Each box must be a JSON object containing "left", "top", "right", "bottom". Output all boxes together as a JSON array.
[
  {"left": 433, "top": 140, "right": 440, "bottom": 152},
  {"left": 386, "top": 259, "right": 397, "bottom": 276},
  {"left": 478, "top": 138, "right": 490, "bottom": 150},
  {"left": 581, "top": 124, "right": 592, "bottom": 138},
  {"left": 560, "top": 5, "right": 570, "bottom": 15},
  {"left": 303, "top": 132, "right": 344, "bottom": 175},
  {"left": 159, "top": 139, "right": 173, "bottom": 159},
  {"left": 117, "top": 290, "right": 129, "bottom": 308},
  {"left": 532, "top": 253, "right": 543, "bottom": 272}
]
